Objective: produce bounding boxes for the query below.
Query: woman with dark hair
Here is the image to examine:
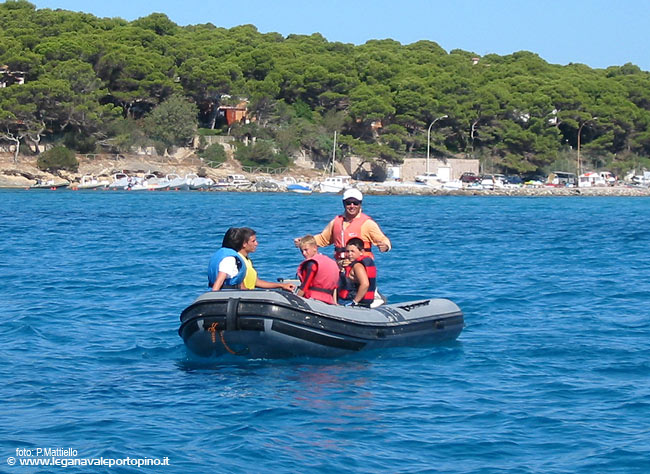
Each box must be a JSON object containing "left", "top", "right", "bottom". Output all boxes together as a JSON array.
[{"left": 207, "top": 227, "right": 247, "bottom": 291}]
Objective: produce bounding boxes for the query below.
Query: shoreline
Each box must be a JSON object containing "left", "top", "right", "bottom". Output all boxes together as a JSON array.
[
  {"left": 1, "top": 154, "right": 649, "bottom": 197},
  {"left": 355, "top": 183, "right": 650, "bottom": 197},
  {"left": 4, "top": 182, "right": 649, "bottom": 197}
]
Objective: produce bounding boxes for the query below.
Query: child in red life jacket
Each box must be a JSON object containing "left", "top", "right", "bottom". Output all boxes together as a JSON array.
[
  {"left": 296, "top": 235, "right": 340, "bottom": 305},
  {"left": 337, "top": 237, "right": 377, "bottom": 307}
]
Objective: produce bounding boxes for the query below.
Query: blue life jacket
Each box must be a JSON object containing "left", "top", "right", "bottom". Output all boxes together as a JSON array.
[{"left": 207, "top": 248, "right": 246, "bottom": 288}]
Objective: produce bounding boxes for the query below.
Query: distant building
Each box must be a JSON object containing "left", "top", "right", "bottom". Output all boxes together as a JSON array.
[{"left": 217, "top": 101, "right": 250, "bottom": 126}]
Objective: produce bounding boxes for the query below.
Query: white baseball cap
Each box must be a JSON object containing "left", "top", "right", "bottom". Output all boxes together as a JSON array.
[{"left": 342, "top": 188, "right": 363, "bottom": 202}]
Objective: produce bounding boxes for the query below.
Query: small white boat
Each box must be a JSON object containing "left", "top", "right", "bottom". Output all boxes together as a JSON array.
[
  {"left": 318, "top": 175, "right": 351, "bottom": 193},
  {"left": 211, "top": 179, "right": 230, "bottom": 190},
  {"left": 185, "top": 173, "right": 214, "bottom": 190},
  {"left": 442, "top": 180, "right": 463, "bottom": 190},
  {"left": 287, "top": 183, "right": 313, "bottom": 194},
  {"left": 226, "top": 174, "right": 252, "bottom": 189},
  {"left": 212, "top": 174, "right": 252, "bottom": 190},
  {"left": 166, "top": 174, "right": 190, "bottom": 191},
  {"left": 415, "top": 172, "right": 441, "bottom": 185},
  {"left": 148, "top": 174, "right": 170, "bottom": 191},
  {"left": 131, "top": 173, "right": 170, "bottom": 191},
  {"left": 76, "top": 175, "right": 109, "bottom": 190},
  {"left": 30, "top": 179, "right": 68, "bottom": 189},
  {"left": 108, "top": 172, "right": 131, "bottom": 190}
]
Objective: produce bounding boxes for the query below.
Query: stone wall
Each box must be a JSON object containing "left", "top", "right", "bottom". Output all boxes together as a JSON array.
[
  {"left": 293, "top": 150, "right": 317, "bottom": 169},
  {"left": 199, "top": 135, "right": 235, "bottom": 147},
  {"left": 193, "top": 135, "right": 236, "bottom": 159},
  {"left": 342, "top": 156, "right": 479, "bottom": 181},
  {"left": 399, "top": 158, "right": 479, "bottom": 181}
]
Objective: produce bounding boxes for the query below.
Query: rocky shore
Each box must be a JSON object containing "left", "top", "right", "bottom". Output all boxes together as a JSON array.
[
  {"left": 0, "top": 153, "right": 246, "bottom": 188},
  {"left": 1, "top": 153, "right": 649, "bottom": 197},
  {"left": 356, "top": 182, "right": 650, "bottom": 197}
]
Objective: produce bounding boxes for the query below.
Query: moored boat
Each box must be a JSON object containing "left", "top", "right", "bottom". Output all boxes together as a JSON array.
[
  {"left": 30, "top": 179, "right": 69, "bottom": 189},
  {"left": 108, "top": 172, "right": 131, "bottom": 190},
  {"left": 179, "top": 290, "right": 464, "bottom": 359},
  {"left": 317, "top": 175, "right": 351, "bottom": 194},
  {"left": 185, "top": 173, "right": 214, "bottom": 190},
  {"left": 287, "top": 183, "right": 313, "bottom": 194},
  {"left": 76, "top": 175, "right": 110, "bottom": 190},
  {"left": 166, "top": 173, "right": 190, "bottom": 191},
  {"left": 229, "top": 174, "right": 252, "bottom": 189},
  {"left": 129, "top": 173, "right": 170, "bottom": 191},
  {"left": 415, "top": 172, "right": 442, "bottom": 185}
]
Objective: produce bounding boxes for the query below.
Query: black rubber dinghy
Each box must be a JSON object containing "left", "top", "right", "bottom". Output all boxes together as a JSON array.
[{"left": 179, "top": 290, "right": 464, "bottom": 359}]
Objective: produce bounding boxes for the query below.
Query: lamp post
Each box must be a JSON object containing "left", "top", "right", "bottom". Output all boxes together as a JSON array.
[
  {"left": 577, "top": 117, "right": 597, "bottom": 176},
  {"left": 427, "top": 114, "right": 448, "bottom": 174}
]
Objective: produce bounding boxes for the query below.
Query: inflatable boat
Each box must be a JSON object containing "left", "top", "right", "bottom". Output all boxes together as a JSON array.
[{"left": 179, "top": 290, "right": 464, "bottom": 359}]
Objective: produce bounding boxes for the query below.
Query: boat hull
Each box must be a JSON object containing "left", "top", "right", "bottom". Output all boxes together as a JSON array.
[
  {"left": 179, "top": 290, "right": 464, "bottom": 359},
  {"left": 169, "top": 183, "right": 190, "bottom": 191},
  {"left": 317, "top": 185, "right": 345, "bottom": 193},
  {"left": 76, "top": 183, "right": 107, "bottom": 190},
  {"left": 287, "top": 184, "right": 313, "bottom": 194},
  {"left": 30, "top": 183, "right": 68, "bottom": 189}
]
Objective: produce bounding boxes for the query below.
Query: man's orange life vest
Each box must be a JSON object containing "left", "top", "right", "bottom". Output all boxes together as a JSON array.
[{"left": 332, "top": 213, "right": 374, "bottom": 260}]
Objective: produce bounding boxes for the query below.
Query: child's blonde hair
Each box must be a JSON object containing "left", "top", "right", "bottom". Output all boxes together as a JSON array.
[{"left": 300, "top": 235, "right": 317, "bottom": 247}]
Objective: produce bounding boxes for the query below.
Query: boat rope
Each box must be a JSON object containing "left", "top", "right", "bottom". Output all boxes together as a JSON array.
[
  {"left": 208, "top": 322, "right": 248, "bottom": 355},
  {"left": 208, "top": 322, "right": 218, "bottom": 344},
  {"left": 219, "top": 330, "right": 250, "bottom": 356},
  {"left": 218, "top": 330, "right": 236, "bottom": 354}
]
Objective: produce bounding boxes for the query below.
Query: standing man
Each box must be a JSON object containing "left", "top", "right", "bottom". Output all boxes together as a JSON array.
[{"left": 294, "top": 189, "right": 391, "bottom": 266}]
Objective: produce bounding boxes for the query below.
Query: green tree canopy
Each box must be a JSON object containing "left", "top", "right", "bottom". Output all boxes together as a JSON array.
[
  {"left": 1, "top": 1, "right": 650, "bottom": 174},
  {"left": 143, "top": 94, "right": 198, "bottom": 152}
]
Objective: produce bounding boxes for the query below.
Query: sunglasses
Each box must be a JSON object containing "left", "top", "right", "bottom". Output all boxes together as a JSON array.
[{"left": 343, "top": 199, "right": 361, "bottom": 206}]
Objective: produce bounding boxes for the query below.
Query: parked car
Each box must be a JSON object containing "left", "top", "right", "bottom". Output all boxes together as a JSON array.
[
  {"left": 460, "top": 172, "right": 480, "bottom": 183},
  {"left": 414, "top": 172, "right": 441, "bottom": 185},
  {"left": 501, "top": 175, "right": 523, "bottom": 188}
]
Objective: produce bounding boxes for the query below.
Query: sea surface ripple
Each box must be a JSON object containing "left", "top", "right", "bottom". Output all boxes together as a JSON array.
[{"left": 1, "top": 190, "right": 649, "bottom": 473}]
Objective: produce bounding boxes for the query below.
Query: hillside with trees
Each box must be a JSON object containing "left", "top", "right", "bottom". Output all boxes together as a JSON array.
[{"left": 2, "top": 0, "right": 650, "bottom": 176}]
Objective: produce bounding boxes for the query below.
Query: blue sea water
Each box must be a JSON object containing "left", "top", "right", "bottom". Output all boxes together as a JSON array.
[{"left": 1, "top": 189, "right": 649, "bottom": 473}]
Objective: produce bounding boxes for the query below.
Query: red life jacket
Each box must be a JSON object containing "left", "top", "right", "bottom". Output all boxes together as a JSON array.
[
  {"left": 332, "top": 212, "right": 374, "bottom": 260},
  {"left": 338, "top": 256, "right": 376, "bottom": 307},
  {"left": 297, "top": 253, "right": 340, "bottom": 304}
]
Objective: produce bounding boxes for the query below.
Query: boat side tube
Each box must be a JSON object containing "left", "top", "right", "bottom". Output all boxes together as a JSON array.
[{"left": 179, "top": 290, "right": 464, "bottom": 359}]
